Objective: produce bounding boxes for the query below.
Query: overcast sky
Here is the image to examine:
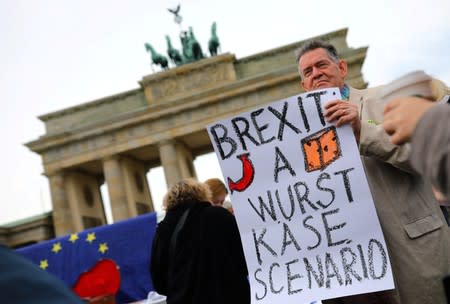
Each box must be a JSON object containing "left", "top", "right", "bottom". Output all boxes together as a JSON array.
[{"left": 1, "top": 0, "right": 449, "bottom": 225}]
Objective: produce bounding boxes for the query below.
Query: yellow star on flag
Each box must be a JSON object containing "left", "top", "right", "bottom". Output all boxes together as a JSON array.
[
  {"left": 51, "top": 242, "right": 62, "bottom": 254},
  {"left": 98, "top": 242, "right": 109, "bottom": 254},
  {"left": 86, "top": 232, "right": 96, "bottom": 243},
  {"left": 40, "top": 259, "right": 49, "bottom": 270},
  {"left": 69, "top": 233, "right": 79, "bottom": 243}
]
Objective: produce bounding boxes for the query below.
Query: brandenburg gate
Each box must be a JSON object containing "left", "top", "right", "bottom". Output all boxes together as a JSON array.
[{"left": 26, "top": 28, "right": 368, "bottom": 236}]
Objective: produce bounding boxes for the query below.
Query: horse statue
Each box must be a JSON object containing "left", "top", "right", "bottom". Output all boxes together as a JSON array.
[
  {"left": 144, "top": 43, "right": 168, "bottom": 70},
  {"left": 208, "top": 22, "right": 220, "bottom": 56},
  {"left": 188, "top": 26, "right": 204, "bottom": 61},
  {"left": 180, "top": 31, "right": 192, "bottom": 63},
  {"left": 179, "top": 27, "right": 203, "bottom": 64},
  {"left": 165, "top": 35, "right": 183, "bottom": 66}
]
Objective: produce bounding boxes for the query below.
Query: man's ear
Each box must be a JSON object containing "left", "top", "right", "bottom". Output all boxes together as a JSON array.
[{"left": 338, "top": 60, "right": 348, "bottom": 79}]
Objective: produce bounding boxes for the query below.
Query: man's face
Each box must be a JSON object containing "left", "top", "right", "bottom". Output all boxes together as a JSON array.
[{"left": 298, "top": 48, "right": 348, "bottom": 91}]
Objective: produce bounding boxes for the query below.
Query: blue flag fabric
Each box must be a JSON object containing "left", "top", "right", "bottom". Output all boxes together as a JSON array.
[{"left": 17, "top": 212, "right": 157, "bottom": 304}]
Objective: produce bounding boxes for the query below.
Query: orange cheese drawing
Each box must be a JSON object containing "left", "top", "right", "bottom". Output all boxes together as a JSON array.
[{"left": 301, "top": 126, "right": 341, "bottom": 172}]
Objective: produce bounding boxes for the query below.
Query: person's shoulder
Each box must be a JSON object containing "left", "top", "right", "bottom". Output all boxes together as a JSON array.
[
  {"left": 349, "top": 85, "right": 384, "bottom": 104},
  {"left": 350, "top": 85, "right": 383, "bottom": 95},
  {"left": 204, "top": 205, "right": 233, "bottom": 217},
  {"left": 201, "top": 205, "right": 236, "bottom": 226},
  {"left": 202, "top": 206, "right": 240, "bottom": 238}
]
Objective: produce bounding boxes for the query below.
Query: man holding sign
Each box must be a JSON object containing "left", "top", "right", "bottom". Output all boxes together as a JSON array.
[
  {"left": 209, "top": 53, "right": 394, "bottom": 303},
  {"left": 296, "top": 40, "right": 450, "bottom": 304}
]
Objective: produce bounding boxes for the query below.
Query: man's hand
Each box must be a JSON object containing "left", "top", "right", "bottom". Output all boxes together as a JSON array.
[
  {"left": 383, "top": 96, "right": 434, "bottom": 145},
  {"left": 324, "top": 100, "right": 361, "bottom": 141}
]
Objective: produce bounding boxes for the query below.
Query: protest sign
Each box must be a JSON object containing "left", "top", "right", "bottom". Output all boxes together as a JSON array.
[{"left": 207, "top": 88, "right": 394, "bottom": 303}]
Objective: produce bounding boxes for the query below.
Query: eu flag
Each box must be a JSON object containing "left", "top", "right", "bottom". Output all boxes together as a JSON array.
[{"left": 17, "top": 212, "right": 157, "bottom": 303}]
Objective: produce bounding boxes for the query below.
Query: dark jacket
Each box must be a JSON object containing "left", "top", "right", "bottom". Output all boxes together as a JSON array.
[{"left": 150, "top": 201, "right": 250, "bottom": 304}]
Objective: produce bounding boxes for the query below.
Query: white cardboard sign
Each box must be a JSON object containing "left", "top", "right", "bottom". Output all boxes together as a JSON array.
[{"left": 207, "top": 88, "right": 394, "bottom": 304}]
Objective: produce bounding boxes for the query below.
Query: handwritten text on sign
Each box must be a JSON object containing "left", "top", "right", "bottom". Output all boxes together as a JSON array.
[{"left": 207, "top": 88, "right": 394, "bottom": 304}]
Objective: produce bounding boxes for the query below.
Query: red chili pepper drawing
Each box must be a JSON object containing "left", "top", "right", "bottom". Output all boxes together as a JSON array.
[{"left": 227, "top": 153, "right": 255, "bottom": 193}]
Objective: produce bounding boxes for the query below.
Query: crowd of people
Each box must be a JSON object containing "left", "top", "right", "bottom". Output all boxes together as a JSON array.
[
  {"left": 150, "top": 178, "right": 249, "bottom": 304},
  {"left": 1, "top": 39, "right": 448, "bottom": 304},
  {"left": 151, "top": 40, "right": 450, "bottom": 304}
]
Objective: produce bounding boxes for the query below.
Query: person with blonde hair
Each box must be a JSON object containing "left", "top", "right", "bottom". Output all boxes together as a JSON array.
[
  {"left": 150, "top": 179, "right": 249, "bottom": 304},
  {"left": 204, "top": 178, "right": 228, "bottom": 206}
]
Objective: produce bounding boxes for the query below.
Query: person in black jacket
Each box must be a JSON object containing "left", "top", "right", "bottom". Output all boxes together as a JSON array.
[{"left": 150, "top": 179, "right": 250, "bottom": 304}]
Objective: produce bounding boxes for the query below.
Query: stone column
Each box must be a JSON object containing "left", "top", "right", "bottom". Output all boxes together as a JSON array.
[
  {"left": 48, "top": 172, "right": 75, "bottom": 236},
  {"left": 120, "top": 156, "right": 155, "bottom": 216},
  {"left": 103, "top": 156, "right": 130, "bottom": 221},
  {"left": 177, "top": 142, "right": 197, "bottom": 179},
  {"left": 64, "top": 171, "right": 106, "bottom": 231},
  {"left": 159, "top": 140, "right": 183, "bottom": 187}
]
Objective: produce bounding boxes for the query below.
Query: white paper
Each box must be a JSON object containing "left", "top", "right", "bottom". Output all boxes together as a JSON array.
[{"left": 207, "top": 88, "right": 394, "bottom": 304}]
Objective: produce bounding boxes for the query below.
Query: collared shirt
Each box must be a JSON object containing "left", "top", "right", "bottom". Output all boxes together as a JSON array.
[{"left": 340, "top": 84, "right": 350, "bottom": 100}]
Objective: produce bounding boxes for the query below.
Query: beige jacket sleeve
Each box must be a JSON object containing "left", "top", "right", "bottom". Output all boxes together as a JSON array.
[
  {"left": 351, "top": 86, "right": 413, "bottom": 172},
  {"left": 351, "top": 80, "right": 449, "bottom": 173}
]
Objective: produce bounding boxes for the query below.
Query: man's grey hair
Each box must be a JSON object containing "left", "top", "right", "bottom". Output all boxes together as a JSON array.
[{"left": 295, "top": 40, "right": 340, "bottom": 77}]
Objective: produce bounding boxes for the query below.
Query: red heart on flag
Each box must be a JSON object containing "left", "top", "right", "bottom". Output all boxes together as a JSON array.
[{"left": 72, "top": 259, "right": 121, "bottom": 298}]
